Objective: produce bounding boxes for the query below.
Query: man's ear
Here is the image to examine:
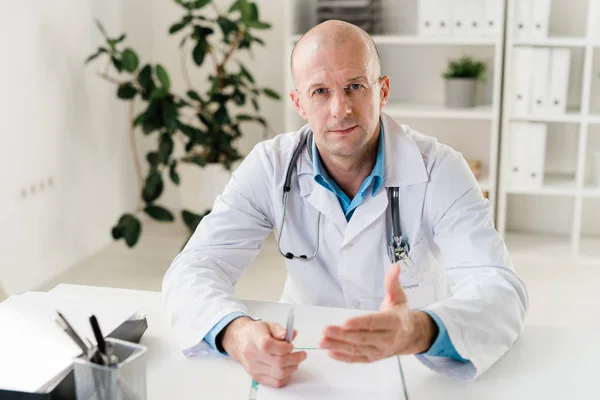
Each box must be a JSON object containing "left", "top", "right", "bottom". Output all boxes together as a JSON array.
[
  {"left": 289, "top": 90, "right": 308, "bottom": 120},
  {"left": 379, "top": 75, "right": 391, "bottom": 109}
]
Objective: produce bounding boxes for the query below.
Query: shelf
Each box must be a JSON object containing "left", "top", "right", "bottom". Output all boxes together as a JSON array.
[
  {"left": 504, "top": 232, "right": 572, "bottom": 262},
  {"left": 510, "top": 112, "right": 583, "bottom": 123},
  {"left": 581, "top": 185, "right": 600, "bottom": 198},
  {"left": 290, "top": 34, "right": 498, "bottom": 46},
  {"left": 384, "top": 103, "right": 494, "bottom": 120},
  {"left": 511, "top": 37, "right": 587, "bottom": 47},
  {"left": 588, "top": 115, "right": 600, "bottom": 124},
  {"left": 504, "top": 175, "right": 577, "bottom": 196}
]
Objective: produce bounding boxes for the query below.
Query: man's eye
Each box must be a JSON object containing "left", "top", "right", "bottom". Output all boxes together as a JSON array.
[
  {"left": 314, "top": 88, "right": 327, "bottom": 95},
  {"left": 349, "top": 83, "right": 363, "bottom": 90}
]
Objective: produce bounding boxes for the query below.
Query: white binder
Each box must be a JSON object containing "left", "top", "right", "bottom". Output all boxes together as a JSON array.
[
  {"left": 525, "top": 123, "right": 548, "bottom": 188},
  {"left": 451, "top": 0, "right": 469, "bottom": 36},
  {"left": 512, "top": 47, "right": 534, "bottom": 116},
  {"left": 530, "top": 0, "right": 551, "bottom": 40},
  {"left": 514, "top": 0, "right": 531, "bottom": 40},
  {"left": 464, "top": 0, "right": 485, "bottom": 36},
  {"left": 483, "top": 0, "right": 503, "bottom": 37},
  {"left": 418, "top": 0, "right": 437, "bottom": 36},
  {"left": 529, "top": 47, "right": 551, "bottom": 115},
  {"left": 506, "top": 122, "right": 529, "bottom": 189},
  {"left": 548, "top": 48, "right": 571, "bottom": 114}
]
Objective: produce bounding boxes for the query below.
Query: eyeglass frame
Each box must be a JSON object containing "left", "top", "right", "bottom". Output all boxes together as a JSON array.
[{"left": 294, "top": 76, "right": 384, "bottom": 104}]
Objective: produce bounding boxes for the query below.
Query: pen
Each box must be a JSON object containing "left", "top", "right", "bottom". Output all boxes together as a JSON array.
[
  {"left": 89, "top": 315, "right": 107, "bottom": 359},
  {"left": 55, "top": 311, "right": 91, "bottom": 354},
  {"left": 284, "top": 308, "right": 294, "bottom": 343}
]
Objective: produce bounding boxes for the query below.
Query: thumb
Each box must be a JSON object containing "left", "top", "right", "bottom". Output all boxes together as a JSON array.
[{"left": 384, "top": 263, "right": 408, "bottom": 306}]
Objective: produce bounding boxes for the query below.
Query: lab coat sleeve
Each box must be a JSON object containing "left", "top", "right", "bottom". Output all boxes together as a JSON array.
[
  {"left": 417, "top": 151, "right": 529, "bottom": 381},
  {"left": 162, "top": 143, "right": 276, "bottom": 355}
]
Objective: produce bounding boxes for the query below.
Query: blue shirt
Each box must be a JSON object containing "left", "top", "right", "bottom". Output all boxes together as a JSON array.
[{"left": 204, "top": 124, "right": 467, "bottom": 362}]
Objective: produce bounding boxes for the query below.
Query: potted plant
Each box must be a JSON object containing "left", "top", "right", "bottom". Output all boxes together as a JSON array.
[
  {"left": 85, "top": 0, "right": 280, "bottom": 248},
  {"left": 442, "top": 55, "right": 487, "bottom": 108}
]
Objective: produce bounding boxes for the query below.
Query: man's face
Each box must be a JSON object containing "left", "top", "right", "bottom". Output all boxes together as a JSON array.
[{"left": 290, "top": 41, "right": 390, "bottom": 159}]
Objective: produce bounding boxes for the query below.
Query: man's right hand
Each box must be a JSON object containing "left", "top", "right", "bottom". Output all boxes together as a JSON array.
[{"left": 221, "top": 316, "right": 307, "bottom": 388}]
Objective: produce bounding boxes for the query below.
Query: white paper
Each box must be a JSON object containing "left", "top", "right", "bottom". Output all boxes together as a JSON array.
[
  {"left": 483, "top": 0, "right": 503, "bottom": 36},
  {"left": 512, "top": 47, "right": 534, "bottom": 116},
  {"left": 256, "top": 350, "right": 406, "bottom": 400},
  {"left": 530, "top": 47, "right": 551, "bottom": 115},
  {"left": 0, "top": 292, "right": 138, "bottom": 392},
  {"left": 530, "top": 0, "right": 551, "bottom": 40},
  {"left": 524, "top": 123, "right": 547, "bottom": 188},
  {"left": 548, "top": 48, "right": 571, "bottom": 114},
  {"left": 514, "top": 0, "right": 531, "bottom": 40}
]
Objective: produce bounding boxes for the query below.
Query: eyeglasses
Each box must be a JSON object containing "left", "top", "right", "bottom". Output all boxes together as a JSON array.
[{"left": 295, "top": 77, "right": 383, "bottom": 106}]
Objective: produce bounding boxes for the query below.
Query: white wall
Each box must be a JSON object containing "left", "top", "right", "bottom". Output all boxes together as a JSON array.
[{"left": 0, "top": 0, "right": 153, "bottom": 295}]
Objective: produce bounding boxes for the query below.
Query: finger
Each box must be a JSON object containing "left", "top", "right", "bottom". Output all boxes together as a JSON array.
[
  {"left": 253, "top": 373, "right": 292, "bottom": 389},
  {"left": 319, "top": 337, "right": 381, "bottom": 359},
  {"left": 267, "top": 322, "right": 287, "bottom": 341},
  {"left": 327, "top": 351, "right": 370, "bottom": 363},
  {"left": 252, "top": 360, "right": 300, "bottom": 380},
  {"left": 265, "top": 350, "right": 307, "bottom": 368},
  {"left": 341, "top": 312, "right": 401, "bottom": 331},
  {"left": 323, "top": 326, "right": 395, "bottom": 346},
  {"left": 384, "top": 263, "right": 408, "bottom": 305},
  {"left": 257, "top": 334, "right": 294, "bottom": 356}
]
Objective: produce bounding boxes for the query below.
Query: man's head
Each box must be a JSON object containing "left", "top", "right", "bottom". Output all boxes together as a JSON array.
[{"left": 289, "top": 20, "right": 390, "bottom": 160}]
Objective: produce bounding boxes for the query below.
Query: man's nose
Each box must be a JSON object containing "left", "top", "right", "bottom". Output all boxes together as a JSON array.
[{"left": 329, "top": 89, "right": 351, "bottom": 119}]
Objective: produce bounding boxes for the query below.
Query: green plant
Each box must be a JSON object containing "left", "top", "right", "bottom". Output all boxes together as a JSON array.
[
  {"left": 442, "top": 55, "right": 487, "bottom": 82},
  {"left": 85, "top": 0, "right": 280, "bottom": 248}
]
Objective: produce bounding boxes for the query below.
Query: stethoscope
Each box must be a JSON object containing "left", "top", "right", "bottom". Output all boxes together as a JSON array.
[{"left": 275, "top": 126, "right": 413, "bottom": 268}]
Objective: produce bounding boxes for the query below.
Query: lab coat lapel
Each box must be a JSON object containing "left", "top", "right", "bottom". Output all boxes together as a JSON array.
[
  {"left": 298, "top": 172, "right": 348, "bottom": 233},
  {"left": 341, "top": 187, "right": 388, "bottom": 247}
]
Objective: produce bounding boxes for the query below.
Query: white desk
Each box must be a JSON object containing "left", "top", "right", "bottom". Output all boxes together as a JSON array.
[{"left": 48, "top": 284, "right": 595, "bottom": 399}]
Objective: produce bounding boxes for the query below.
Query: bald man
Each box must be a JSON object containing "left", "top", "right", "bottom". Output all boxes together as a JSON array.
[{"left": 163, "top": 20, "right": 528, "bottom": 389}]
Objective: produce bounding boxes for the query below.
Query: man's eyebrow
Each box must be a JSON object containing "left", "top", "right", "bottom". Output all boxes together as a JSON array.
[{"left": 306, "top": 76, "right": 369, "bottom": 91}]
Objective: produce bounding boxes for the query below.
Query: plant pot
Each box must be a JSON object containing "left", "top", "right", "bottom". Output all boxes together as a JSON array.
[
  {"left": 444, "top": 78, "right": 477, "bottom": 108},
  {"left": 178, "top": 162, "right": 234, "bottom": 214}
]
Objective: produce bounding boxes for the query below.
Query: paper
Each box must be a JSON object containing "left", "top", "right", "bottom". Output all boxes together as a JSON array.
[
  {"left": 256, "top": 350, "right": 407, "bottom": 400},
  {"left": 0, "top": 291, "right": 138, "bottom": 392}
]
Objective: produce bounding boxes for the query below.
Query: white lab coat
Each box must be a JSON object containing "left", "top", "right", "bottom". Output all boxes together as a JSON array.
[{"left": 162, "top": 112, "right": 528, "bottom": 381}]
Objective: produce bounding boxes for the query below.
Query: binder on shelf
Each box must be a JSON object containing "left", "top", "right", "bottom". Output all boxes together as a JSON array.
[
  {"left": 512, "top": 47, "right": 534, "bottom": 116},
  {"left": 525, "top": 123, "right": 548, "bottom": 188},
  {"left": 548, "top": 48, "right": 571, "bottom": 114},
  {"left": 431, "top": 0, "right": 452, "bottom": 36},
  {"left": 506, "top": 122, "right": 530, "bottom": 189},
  {"left": 530, "top": 0, "right": 551, "bottom": 40},
  {"left": 483, "top": 0, "right": 503, "bottom": 37},
  {"left": 467, "top": 0, "right": 485, "bottom": 36},
  {"left": 513, "top": 0, "right": 531, "bottom": 40},
  {"left": 451, "top": 0, "right": 470, "bottom": 36},
  {"left": 418, "top": 0, "right": 438, "bottom": 36},
  {"left": 529, "top": 47, "right": 551, "bottom": 115}
]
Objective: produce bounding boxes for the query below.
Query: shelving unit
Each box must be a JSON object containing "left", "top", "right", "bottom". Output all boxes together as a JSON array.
[
  {"left": 283, "top": 0, "right": 507, "bottom": 212},
  {"left": 497, "top": 0, "right": 600, "bottom": 262}
]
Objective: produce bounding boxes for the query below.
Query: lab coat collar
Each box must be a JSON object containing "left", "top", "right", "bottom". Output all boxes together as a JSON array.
[{"left": 297, "top": 112, "right": 429, "bottom": 197}]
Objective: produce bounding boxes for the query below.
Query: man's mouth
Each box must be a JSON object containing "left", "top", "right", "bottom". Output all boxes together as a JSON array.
[{"left": 329, "top": 125, "right": 357, "bottom": 134}]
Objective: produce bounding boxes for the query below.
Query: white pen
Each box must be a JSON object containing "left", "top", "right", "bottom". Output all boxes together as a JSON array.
[{"left": 284, "top": 308, "right": 294, "bottom": 342}]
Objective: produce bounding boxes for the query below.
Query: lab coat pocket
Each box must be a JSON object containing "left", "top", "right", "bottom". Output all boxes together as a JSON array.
[{"left": 402, "top": 236, "right": 437, "bottom": 310}]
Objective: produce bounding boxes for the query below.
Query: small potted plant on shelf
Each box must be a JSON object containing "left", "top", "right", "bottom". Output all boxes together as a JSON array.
[{"left": 442, "top": 55, "right": 487, "bottom": 108}]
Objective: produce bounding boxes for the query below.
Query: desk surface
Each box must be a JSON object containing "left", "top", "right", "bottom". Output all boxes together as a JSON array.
[{"left": 48, "top": 284, "right": 595, "bottom": 400}]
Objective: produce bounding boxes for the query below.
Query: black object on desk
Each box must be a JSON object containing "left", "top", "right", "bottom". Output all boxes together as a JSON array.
[{"left": 0, "top": 317, "right": 148, "bottom": 400}]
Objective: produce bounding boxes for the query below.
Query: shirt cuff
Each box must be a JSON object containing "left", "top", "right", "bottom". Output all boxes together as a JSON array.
[
  {"left": 203, "top": 312, "right": 248, "bottom": 355},
  {"left": 422, "top": 310, "right": 468, "bottom": 362}
]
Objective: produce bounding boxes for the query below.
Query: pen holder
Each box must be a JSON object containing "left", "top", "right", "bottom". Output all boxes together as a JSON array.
[{"left": 73, "top": 338, "right": 148, "bottom": 400}]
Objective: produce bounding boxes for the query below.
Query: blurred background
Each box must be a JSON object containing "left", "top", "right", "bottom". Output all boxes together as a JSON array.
[{"left": 1, "top": 0, "right": 600, "bottom": 327}]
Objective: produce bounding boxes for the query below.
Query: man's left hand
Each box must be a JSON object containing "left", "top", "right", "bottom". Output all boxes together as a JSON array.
[{"left": 318, "top": 263, "right": 438, "bottom": 363}]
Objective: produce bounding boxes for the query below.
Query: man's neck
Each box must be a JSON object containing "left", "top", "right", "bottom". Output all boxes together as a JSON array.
[{"left": 318, "top": 135, "right": 379, "bottom": 199}]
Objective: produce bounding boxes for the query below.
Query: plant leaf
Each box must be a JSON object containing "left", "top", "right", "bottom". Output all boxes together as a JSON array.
[
  {"left": 181, "top": 209, "right": 209, "bottom": 232},
  {"left": 94, "top": 19, "right": 107, "bottom": 37},
  {"left": 121, "top": 48, "right": 139, "bottom": 72},
  {"left": 158, "top": 133, "right": 174, "bottom": 164},
  {"left": 192, "top": 40, "right": 207, "bottom": 66},
  {"left": 143, "top": 170, "right": 164, "bottom": 202},
  {"left": 144, "top": 205, "right": 175, "bottom": 222},
  {"left": 187, "top": 90, "right": 202, "bottom": 102},
  {"left": 251, "top": 98, "right": 259, "bottom": 111},
  {"left": 248, "top": 21, "right": 271, "bottom": 30},
  {"left": 191, "top": 0, "right": 211, "bottom": 9},
  {"left": 117, "top": 83, "right": 137, "bottom": 99},
  {"left": 169, "top": 161, "right": 180, "bottom": 185},
  {"left": 249, "top": 3, "right": 259, "bottom": 22},
  {"left": 146, "top": 152, "right": 159, "bottom": 166},
  {"left": 217, "top": 16, "right": 239, "bottom": 39},
  {"left": 181, "top": 155, "right": 206, "bottom": 167},
  {"left": 169, "top": 22, "right": 187, "bottom": 34},
  {"left": 137, "top": 64, "right": 154, "bottom": 93},
  {"left": 156, "top": 64, "right": 171, "bottom": 90},
  {"left": 123, "top": 215, "right": 142, "bottom": 247},
  {"left": 84, "top": 47, "right": 107, "bottom": 64},
  {"left": 262, "top": 88, "right": 280, "bottom": 99},
  {"left": 236, "top": 114, "right": 254, "bottom": 121},
  {"left": 239, "top": 63, "right": 255, "bottom": 83},
  {"left": 111, "top": 57, "right": 123, "bottom": 72}
]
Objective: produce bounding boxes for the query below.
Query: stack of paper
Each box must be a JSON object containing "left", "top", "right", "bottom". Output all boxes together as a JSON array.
[
  {"left": 255, "top": 349, "right": 407, "bottom": 400},
  {"left": 0, "top": 291, "right": 139, "bottom": 393}
]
